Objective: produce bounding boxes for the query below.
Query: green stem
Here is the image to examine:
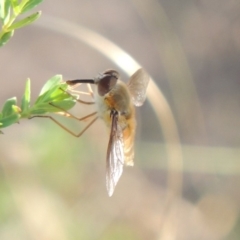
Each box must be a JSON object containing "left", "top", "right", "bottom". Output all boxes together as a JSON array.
[{"left": 0, "top": 12, "right": 18, "bottom": 39}]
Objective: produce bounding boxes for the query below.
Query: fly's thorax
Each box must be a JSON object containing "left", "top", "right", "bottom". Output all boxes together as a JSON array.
[
  {"left": 107, "top": 81, "right": 133, "bottom": 116},
  {"left": 96, "top": 80, "right": 134, "bottom": 125}
]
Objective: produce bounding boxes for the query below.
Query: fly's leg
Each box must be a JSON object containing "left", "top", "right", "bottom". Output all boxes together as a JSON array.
[{"left": 29, "top": 113, "right": 98, "bottom": 137}]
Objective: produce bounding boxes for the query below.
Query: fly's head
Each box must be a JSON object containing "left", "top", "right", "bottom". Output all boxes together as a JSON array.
[{"left": 95, "top": 70, "right": 119, "bottom": 96}]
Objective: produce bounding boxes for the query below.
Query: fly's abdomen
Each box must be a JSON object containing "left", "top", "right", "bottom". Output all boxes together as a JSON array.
[{"left": 123, "top": 117, "right": 136, "bottom": 166}]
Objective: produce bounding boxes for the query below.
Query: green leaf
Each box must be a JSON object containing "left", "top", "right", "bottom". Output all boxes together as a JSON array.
[
  {"left": 52, "top": 99, "right": 76, "bottom": 111},
  {"left": 30, "top": 89, "right": 76, "bottom": 115},
  {"left": 0, "top": 30, "right": 14, "bottom": 46},
  {"left": 10, "top": 0, "right": 20, "bottom": 14},
  {"left": 0, "top": 112, "right": 20, "bottom": 128},
  {"left": 35, "top": 84, "right": 61, "bottom": 105},
  {"left": 39, "top": 75, "right": 62, "bottom": 96},
  {"left": 12, "top": 104, "right": 21, "bottom": 113},
  {"left": 21, "top": 0, "right": 43, "bottom": 13},
  {"left": 44, "top": 83, "right": 71, "bottom": 102},
  {"left": 29, "top": 99, "right": 76, "bottom": 115},
  {"left": 29, "top": 103, "right": 57, "bottom": 115},
  {"left": 7, "top": 11, "right": 41, "bottom": 31},
  {"left": 0, "top": 98, "right": 21, "bottom": 128},
  {"left": 1, "top": 97, "right": 17, "bottom": 117},
  {"left": 30, "top": 76, "right": 76, "bottom": 116},
  {"left": 0, "top": 0, "right": 11, "bottom": 24},
  {"left": 21, "top": 78, "right": 31, "bottom": 116},
  {"left": 35, "top": 75, "right": 63, "bottom": 104}
]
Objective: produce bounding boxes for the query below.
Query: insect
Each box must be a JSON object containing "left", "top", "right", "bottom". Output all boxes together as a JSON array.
[{"left": 66, "top": 68, "right": 149, "bottom": 196}]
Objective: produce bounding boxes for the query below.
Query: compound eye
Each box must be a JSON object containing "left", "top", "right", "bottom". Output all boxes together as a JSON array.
[{"left": 98, "top": 72, "right": 118, "bottom": 96}]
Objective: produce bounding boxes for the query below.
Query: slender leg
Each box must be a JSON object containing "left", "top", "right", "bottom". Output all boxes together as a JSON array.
[
  {"left": 66, "top": 81, "right": 94, "bottom": 99},
  {"left": 69, "top": 89, "right": 92, "bottom": 96},
  {"left": 60, "top": 87, "right": 95, "bottom": 105},
  {"left": 76, "top": 99, "right": 95, "bottom": 105},
  {"left": 29, "top": 115, "right": 98, "bottom": 137},
  {"left": 87, "top": 83, "right": 94, "bottom": 99},
  {"left": 49, "top": 102, "right": 97, "bottom": 121},
  {"left": 56, "top": 110, "right": 97, "bottom": 121}
]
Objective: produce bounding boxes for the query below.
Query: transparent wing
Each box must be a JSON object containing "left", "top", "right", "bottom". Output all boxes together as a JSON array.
[
  {"left": 106, "top": 112, "right": 124, "bottom": 197},
  {"left": 127, "top": 68, "right": 150, "bottom": 107}
]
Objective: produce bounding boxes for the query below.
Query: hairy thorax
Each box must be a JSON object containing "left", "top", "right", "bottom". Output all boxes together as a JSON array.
[{"left": 96, "top": 81, "right": 134, "bottom": 126}]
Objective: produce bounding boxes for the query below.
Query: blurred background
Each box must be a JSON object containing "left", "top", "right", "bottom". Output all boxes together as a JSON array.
[{"left": 1, "top": 0, "right": 240, "bottom": 239}]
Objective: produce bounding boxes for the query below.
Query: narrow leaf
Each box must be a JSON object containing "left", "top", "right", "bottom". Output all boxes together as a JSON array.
[
  {"left": 21, "top": 78, "right": 31, "bottom": 114},
  {"left": 30, "top": 98, "right": 76, "bottom": 115},
  {"left": 0, "top": 0, "right": 11, "bottom": 24},
  {"left": 35, "top": 84, "right": 61, "bottom": 105},
  {"left": 35, "top": 75, "right": 63, "bottom": 104},
  {"left": 29, "top": 103, "right": 63, "bottom": 115},
  {"left": 10, "top": 0, "right": 20, "bottom": 14},
  {"left": 39, "top": 75, "right": 62, "bottom": 96},
  {"left": 0, "top": 0, "right": 4, "bottom": 20},
  {"left": 1, "top": 97, "right": 17, "bottom": 117},
  {"left": 0, "top": 112, "right": 20, "bottom": 128},
  {"left": 0, "top": 30, "right": 14, "bottom": 46},
  {"left": 7, "top": 11, "right": 41, "bottom": 31},
  {"left": 21, "top": 0, "right": 43, "bottom": 13},
  {"left": 12, "top": 104, "right": 21, "bottom": 113},
  {"left": 52, "top": 99, "right": 76, "bottom": 111},
  {"left": 32, "top": 76, "right": 76, "bottom": 115}
]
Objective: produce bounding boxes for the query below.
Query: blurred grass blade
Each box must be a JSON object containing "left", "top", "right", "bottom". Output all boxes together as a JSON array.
[
  {"left": 21, "top": 78, "right": 31, "bottom": 116},
  {"left": 21, "top": 0, "right": 43, "bottom": 13},
  {"left": 0, "top": 30, "right": 14, "bottom": 46},
  {"left": 7, "top": 11, "right": 41, "bottom": 31}
]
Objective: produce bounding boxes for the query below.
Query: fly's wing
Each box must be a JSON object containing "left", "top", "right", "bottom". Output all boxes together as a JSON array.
[
  {"left": 127, "top": 68, "right": 150, "bottom": 107},
  {"left": 106, "top": 112, "right": 124, "bottom": 197}
]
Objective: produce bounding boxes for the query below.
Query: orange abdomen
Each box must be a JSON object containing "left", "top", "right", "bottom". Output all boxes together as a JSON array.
[{"left": 123, "top": 114, "right": 136, "bottom": 166}]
